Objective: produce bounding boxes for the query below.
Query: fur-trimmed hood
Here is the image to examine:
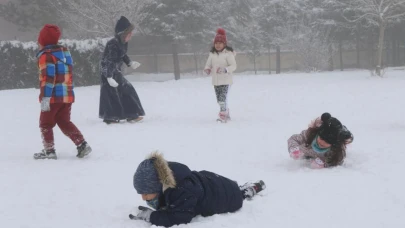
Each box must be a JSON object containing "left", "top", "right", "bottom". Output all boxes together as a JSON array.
[{"left": 148, "top": 151, "right": 177, "bottom": 191}]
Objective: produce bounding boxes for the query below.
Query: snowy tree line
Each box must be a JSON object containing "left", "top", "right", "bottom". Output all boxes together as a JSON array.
[
  {"left": 0, "top": 39, "right": 107, "bottom": 90},
  {"left": 1, "top": 0, "right": 405, "bottom": 75}
]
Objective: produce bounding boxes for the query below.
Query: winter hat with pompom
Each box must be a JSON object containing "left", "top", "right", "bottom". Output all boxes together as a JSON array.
[
  {"left": 318, "top": 113, "right": 353, "bottom": 145},
  {"left": 38, "top": 24, "right": 61, "bottom": 47},
  {"left": 214, "top": 28, "right": 227, "bottom": 44}
]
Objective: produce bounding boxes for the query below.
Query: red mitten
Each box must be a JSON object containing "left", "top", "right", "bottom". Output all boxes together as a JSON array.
[{"left": 289, "top": 147, "right": 304, "bottom": 160}]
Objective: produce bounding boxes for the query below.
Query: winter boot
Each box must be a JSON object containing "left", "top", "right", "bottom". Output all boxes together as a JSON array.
[
  {"left": 103, "top": 119, "right": 120, "bottom": 124},
  {"left": 34, "top": 149, "right": 57, "bottom": 160},
  {"left": 217, "top": 109, "right": 230, "bottom": 123},
  {"left": 127, "top": 116, "right": 144, "bottom": 123},
  {"left": 240, "top": 180, "right": 266, "bottom": 200},
  {"left": 76, "top": 141, "right": 92, "bottom": 158}
]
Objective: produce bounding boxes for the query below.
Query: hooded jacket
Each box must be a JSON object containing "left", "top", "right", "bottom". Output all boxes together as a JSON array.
[
  {"left": 98, "top": 16, "right": 145, "bottom": 121},
  {"left": 36, "top": 44, "right": 74, "bottom": 103},
  {"left": 136, "top": 152, "right": 244, "bottom": 227},
  {"left": 288, "top": 116, "right": 353, "bottom": 168}
]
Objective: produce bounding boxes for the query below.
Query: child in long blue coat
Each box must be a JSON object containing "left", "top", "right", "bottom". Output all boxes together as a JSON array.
[
  {"left": 131, "top": 152, "right": 265, "bottom": 227},
  {"left": 99, "top": 16, "right": 145, "bottom": 124}
]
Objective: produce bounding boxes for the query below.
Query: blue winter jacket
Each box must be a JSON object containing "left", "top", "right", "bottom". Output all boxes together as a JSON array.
[{"left": 149, "top": 161, "right": 244, "bottom": 227}]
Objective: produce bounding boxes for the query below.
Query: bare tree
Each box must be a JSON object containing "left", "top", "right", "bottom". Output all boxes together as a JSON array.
[
  {"left": 280, "top": 22, "right": 335, "bottom": 73},
  {"left": 339, "top": 0, "right": 405, "bottom": 76},
  {"left": 48, "top": 0, "right": 150, "bottom": 38},
  {"left": 0, "top": 0, "right": 64, "bottom": 32}
]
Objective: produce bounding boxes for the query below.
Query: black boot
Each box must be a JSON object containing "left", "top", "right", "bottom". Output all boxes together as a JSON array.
[
  {"left": 103, "top": 119, "right": 120, "bottom": 124},
  {"left": 240, "top": 180, "right": 266, "bottom": 200},
  {"left": 76, "top": 141, "right": 92, "bottom": 158}
]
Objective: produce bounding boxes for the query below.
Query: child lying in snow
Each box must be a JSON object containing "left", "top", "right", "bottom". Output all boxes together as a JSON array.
[
  {"left": 288, "top": 112, "right": 353, "bottom": 168},
  {"left": 130, "top": 151, "right": 265, "bottom": 227}
]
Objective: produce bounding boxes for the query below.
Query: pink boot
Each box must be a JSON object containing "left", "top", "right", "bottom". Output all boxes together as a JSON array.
[{"left": 217, "top": 109, "right": 230, "bottom": 123}]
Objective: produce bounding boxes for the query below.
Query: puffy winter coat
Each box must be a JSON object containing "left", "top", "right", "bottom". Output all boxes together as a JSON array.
[
  {"left": 36, "top": 45, "right": 74, "bottom": 103},
  {"left": 204, "top": 47, "right": 237, "bottom": 86},
  {"left": 288, "top": 129, "right": 332, "bottom": 167},
  {"left": 148, "top": 153, "right": 244, "bottom": 227},
  {"left": 287, "top": 117, "right": 353, "bottom": 168}
]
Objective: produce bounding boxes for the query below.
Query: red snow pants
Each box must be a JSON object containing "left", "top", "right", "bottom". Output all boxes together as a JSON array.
[{"left": 39, "top": 103, "right": 84, "bottom": 150}]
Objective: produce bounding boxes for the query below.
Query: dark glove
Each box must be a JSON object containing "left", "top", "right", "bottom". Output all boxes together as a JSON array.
[{"left": 131, "top": 206, "right": 153, "bottom": 222}]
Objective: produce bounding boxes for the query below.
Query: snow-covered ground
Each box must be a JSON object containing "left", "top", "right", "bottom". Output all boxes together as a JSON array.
[{"left": 1, "top": 69, "right": 405, "bottom": 228}]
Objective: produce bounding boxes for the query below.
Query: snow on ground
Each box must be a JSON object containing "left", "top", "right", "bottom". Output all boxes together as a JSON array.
[{"left": 1, "top": 69, "right": 405, "bottom": 228}]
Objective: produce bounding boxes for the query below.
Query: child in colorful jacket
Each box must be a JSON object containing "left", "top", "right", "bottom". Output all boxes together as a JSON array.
[
  {"left": 33, "top": 24, "right": 92, "bottom": 160},
  {"left": 288, "top": 113, "right": 353, "bottom": 168},
  {"left": 204, "top": 28, "right": 237, "bottom": 122}
]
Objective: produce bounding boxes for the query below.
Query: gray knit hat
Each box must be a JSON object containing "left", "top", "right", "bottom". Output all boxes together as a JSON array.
[{"left": 133, "top": 158, "right": 162, "bottom": 194}]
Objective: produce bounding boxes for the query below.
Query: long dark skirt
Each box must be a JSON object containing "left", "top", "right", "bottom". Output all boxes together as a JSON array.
[{"left": 99, "top": 76, "right": 145, "bottom": 121}]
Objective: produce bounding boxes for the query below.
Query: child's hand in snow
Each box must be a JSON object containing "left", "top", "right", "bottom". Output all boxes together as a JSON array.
[
  {"left": 309, "top": 158, "right": 325, "bottom": 169},
  {"left": 132, "top": 206, "right": 153, "bottom": 222},
  {"left": 290, "top": 147, "right": 304, "bottom": 160}
]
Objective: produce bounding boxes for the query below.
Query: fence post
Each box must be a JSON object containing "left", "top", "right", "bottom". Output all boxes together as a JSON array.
[
  {"left": 276, "top": 45, "right": 281, "bottom": 74},
  {"left": 172, "top": 43, "right": 180, "bottom": 80},
  {"left": 153, "top": 44, "right": 159, "bottom": 73},
  {"left": 268, "top": 46, "right": 271, "bottom": 74},
  {"left": 339, "top": 38, "right": 344, "bottom": 71},
  {"left": 356, "top": 29, "right": 360, "bottom": 68}
]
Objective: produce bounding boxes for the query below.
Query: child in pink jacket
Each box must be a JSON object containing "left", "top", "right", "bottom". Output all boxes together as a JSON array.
[{"left": 288, "top": 113, "right": 353, "bottom": 168}]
